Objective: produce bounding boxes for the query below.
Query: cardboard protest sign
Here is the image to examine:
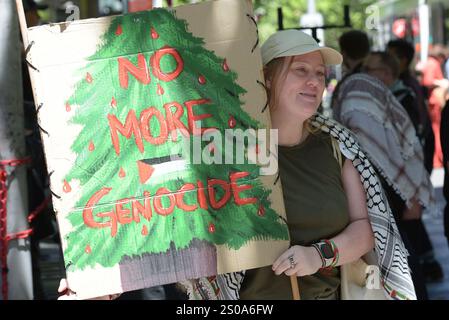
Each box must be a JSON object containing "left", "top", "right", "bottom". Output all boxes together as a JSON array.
[{"left": 26, "top": 0, "right": 289, "bottom": 299}]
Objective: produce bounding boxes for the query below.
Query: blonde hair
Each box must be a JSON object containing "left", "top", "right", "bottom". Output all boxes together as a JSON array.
[{"left": 264, "top": 57, "right": 321, "bottom": 134}]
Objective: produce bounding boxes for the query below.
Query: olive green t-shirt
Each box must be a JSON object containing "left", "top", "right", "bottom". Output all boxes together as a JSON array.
[{"left": 240, "top": 131, "right": 350, "bottom": 300}]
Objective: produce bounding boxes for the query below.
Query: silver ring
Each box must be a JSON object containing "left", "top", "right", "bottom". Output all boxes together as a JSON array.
[{"left": 288, "top": 254, "right": 296, "bottom": 269}]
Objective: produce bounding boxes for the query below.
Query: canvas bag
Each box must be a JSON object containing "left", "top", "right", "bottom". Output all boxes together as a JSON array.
[{"left": 330, "top": 137, "right": 387, "bottom": 300}]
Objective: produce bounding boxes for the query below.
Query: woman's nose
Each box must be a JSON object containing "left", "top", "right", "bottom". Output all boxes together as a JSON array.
[{"left": 306, "top": 75, "right": 320, "bottom": 87}]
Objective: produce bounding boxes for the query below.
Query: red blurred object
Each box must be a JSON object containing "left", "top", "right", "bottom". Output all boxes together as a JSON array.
[
  {"left": 392, "top": 18, "right": 407, "bottom": 38},
  {"left": 128, "top": 0, "right": 152, "bottom": 12},
  {"left": 411, "top": 17, "right": 419, "bottom": 37}
]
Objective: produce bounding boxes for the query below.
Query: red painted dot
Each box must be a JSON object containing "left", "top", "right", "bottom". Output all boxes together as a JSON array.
[
  {"left": 208, "top": 143, "right": 215, "bottom": 153},
  {"left": 222, "top": 59, "right": 229, "bottom": 72},
  {"left": 208, "top": 223, "right": 216, "bottom": 233},
  {"left": 151, "top": 27, "right": 159, "bottom": 39},
  {"left": 85, "top": 244, "right": 92, "bottom": 254},
  {"left": 88, "top": 141, "right": 95, "bottom": 151},
  {"left": 86, "top": 72, "right": 93, "bottom": 83},
  {"left": 115, "top": 24, "right": 123, "bottom": 35},
  {"left": 141, "top": 225, "right": 148, "bottom": 236},
  {"left": 63, "top": 180, "right": 72, "bottom": 193},
  {"left": 111, "top": 97, "right": 117, "bottom": 108},
  {"left": 119, "top": 167, "right": 126, "bottom": 178},
  {"left": 144, "top": 191, "right": 151, "bottom": 198},
  {"left": 198, "top": 75, "right": 206, "bottom": 84},
  {"left": 157, "top": 83, "right": 164, "bottom": 95},
  {"left": 255, "top": 144, "right": 260, "bottom": 155},
  {"left": 258, "top": 205, "right": 265, "bottom": 216},
  {"left": 65, "top": 102, "right": 71, "bottom": 112},
  {"left": 228, "top": 115, "right": 236, "bottom": 128}
]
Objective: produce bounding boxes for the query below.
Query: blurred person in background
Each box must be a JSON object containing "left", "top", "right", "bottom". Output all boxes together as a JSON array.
[
  {"left": 436, "top": 79, "right": 449, "bottom": 247},
  {"left": 363, "top": 51, "right": 444, "bottom": 284},
  {"left": 417, "top": 45, "right": 445, "bottom": 169},
  {"left": 332, "top": 30, "right": 436, "bottom": 299},
  {"left": 387, "top": 40, "right": 434, "bottom": 174}
]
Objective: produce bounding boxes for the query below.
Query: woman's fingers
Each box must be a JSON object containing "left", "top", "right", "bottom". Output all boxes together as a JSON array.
[
  {"left": 57, "top": 278, "right": 77, "bottom": 299},
  {"left": 56, "top": 278, "right": 121, "bottom": 300},
  {"left": 58, "top": 294, "right": 77, "bottom": 300},
  {"left": 58, "top": 278, "right": 68, "bottom": 293},
  {"left": 273, "top": 260, "right": 292, "bottom": 275},
  {"left": 273, "top": 248, "right": 298, "bottom": 275},
  {"left": 273, "top": 246, "right": 320, "bottom": 277},
  {"left": 272, "top": 246, "right": 296, "bottom": 270},
  {"left": 89, "top": 295, "right": 113, "bottom": 300},
  {"left": 284, "top": 267, "right": 299, "bottom": 277}
]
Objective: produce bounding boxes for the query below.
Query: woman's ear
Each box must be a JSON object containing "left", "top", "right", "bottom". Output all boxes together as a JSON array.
[
  {"left": 266, "top": 79, "right": 271, "bottom": 89},
  {"left": 263, "top": 67, "right": 271, "bottom": 89}
]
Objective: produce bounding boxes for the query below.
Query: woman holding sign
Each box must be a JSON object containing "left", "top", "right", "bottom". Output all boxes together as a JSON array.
[
  {"left": 58, "top": 30, "right": 417, "bottom": 301},
  {"left": 235, "top": 30, "right": 415, "bottom": 300},
  {"left": 182, "top": 30, "right": 416, "bottom": 300},
  {"left": 237, "top": 30, "right": 373, "bottom": 300}
]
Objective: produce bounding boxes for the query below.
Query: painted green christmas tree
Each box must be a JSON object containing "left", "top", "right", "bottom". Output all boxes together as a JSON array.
[{"left": 63, "top": 9, "right": 288, "bottom": 270}]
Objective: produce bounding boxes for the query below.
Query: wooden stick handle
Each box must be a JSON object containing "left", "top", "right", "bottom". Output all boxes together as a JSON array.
[
  {"left": 290, "top": 275, "right": 300, "bottom": 300},
  {"left": 15, "top": 0, "right": 29, "bottom": 47}
]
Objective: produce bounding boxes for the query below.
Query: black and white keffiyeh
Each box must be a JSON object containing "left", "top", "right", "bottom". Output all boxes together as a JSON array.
[
  {"left": 310, "top": 114, "right": 416, "bottom": 300},
  {"left": 179, "top": 114, "right": 416, "bottom": 300},
  {"left": 332, "top": 73, "right": 435, "bottom": 210}
]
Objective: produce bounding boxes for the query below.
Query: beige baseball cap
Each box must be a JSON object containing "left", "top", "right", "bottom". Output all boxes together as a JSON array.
[{"left": 261, "top": 29, "right": 343, "bottom": 66}]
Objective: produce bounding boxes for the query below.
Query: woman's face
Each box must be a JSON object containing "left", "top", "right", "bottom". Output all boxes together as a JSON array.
[{"left": 273, "top": 51, "right": 326, "bottom": 121}]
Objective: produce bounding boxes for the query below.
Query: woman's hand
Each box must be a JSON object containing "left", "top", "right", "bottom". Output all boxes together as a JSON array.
[
  {"left": 272, "top": 245, "right": 322, "bottom": 277},
  {"left": 57, "top": 279, "right": 120, "bottom": 300}
]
